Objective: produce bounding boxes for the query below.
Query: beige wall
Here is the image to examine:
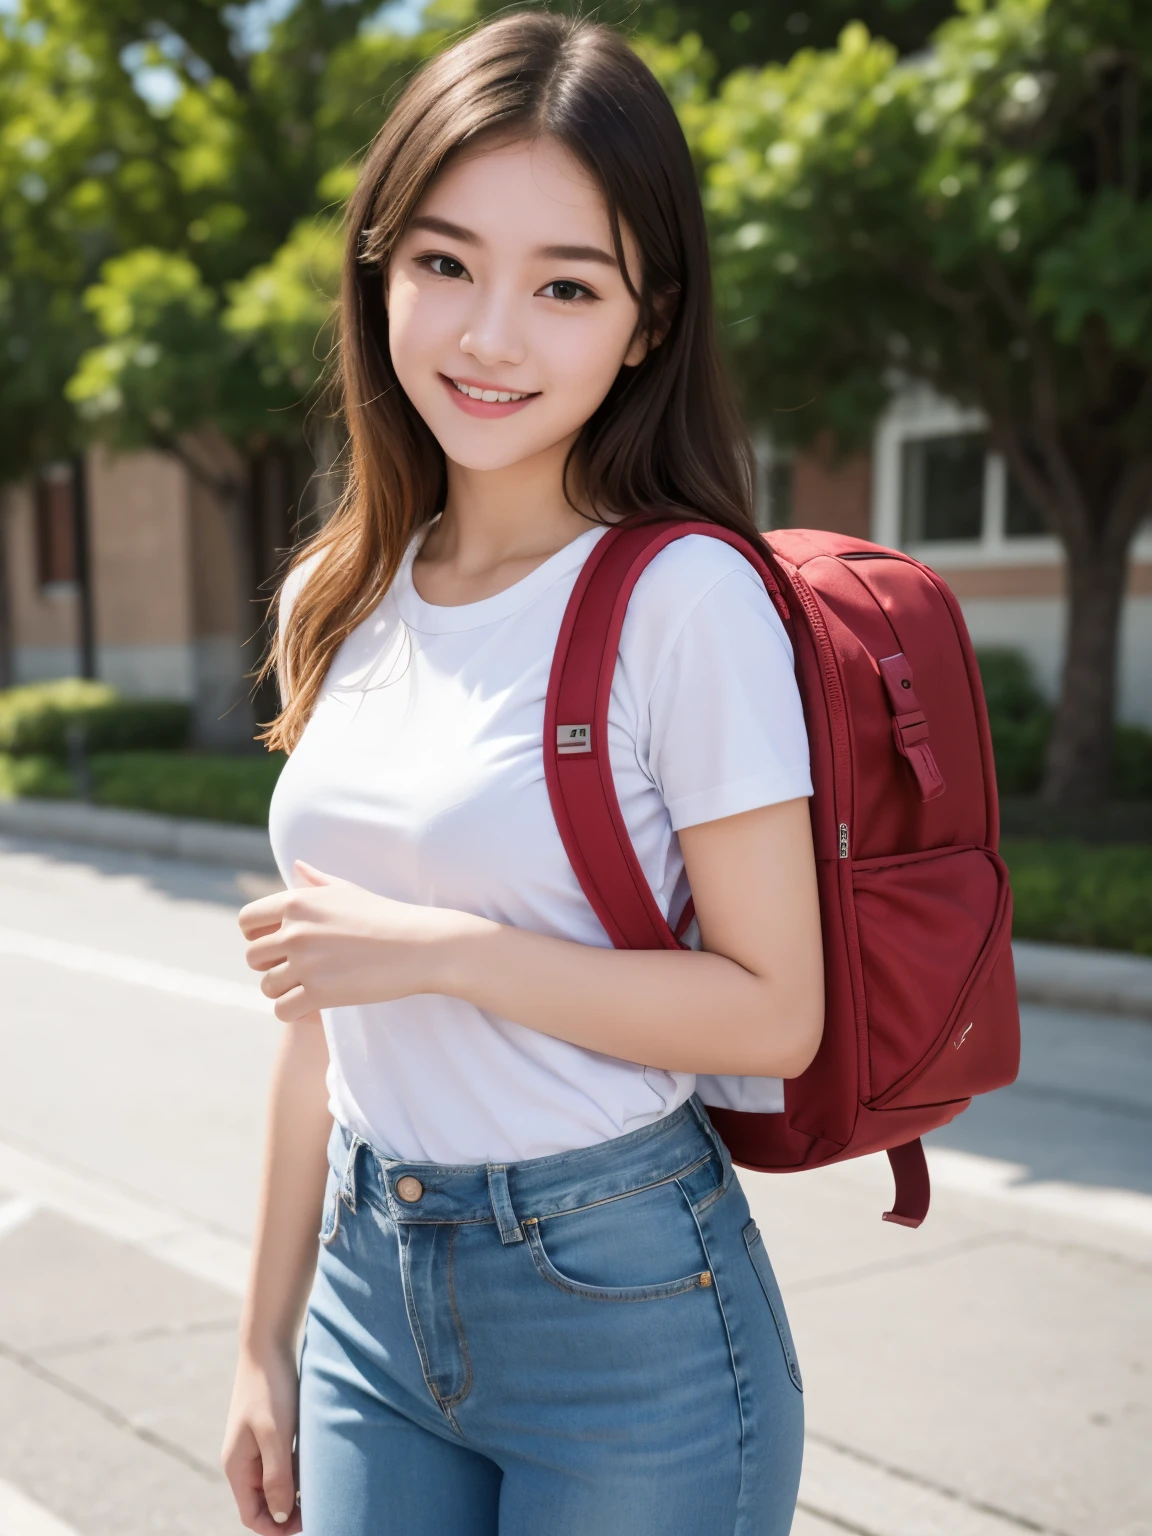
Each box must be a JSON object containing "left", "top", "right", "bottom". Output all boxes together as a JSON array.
[{"left": 88, "top": 447, "right": 192, "bottom": 649}]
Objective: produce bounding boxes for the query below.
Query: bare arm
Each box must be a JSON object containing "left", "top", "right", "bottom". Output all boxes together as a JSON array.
[
  {"left": 222, "top": 1017, "right": 331, "bottom": 1535},
  {"left": 438, "top": 797, "right": 822, "bottom": 1077},
  {"left": 241, "top": 797, "right": 825, "bottom": 1081}
]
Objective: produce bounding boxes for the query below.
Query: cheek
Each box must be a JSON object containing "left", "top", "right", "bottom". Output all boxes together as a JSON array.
[
  {"left": 386, "top": 280, "right": 449, "bottom": 388},
  {"left": 545, "top": 312, "right": 634, "bottom": 404}
]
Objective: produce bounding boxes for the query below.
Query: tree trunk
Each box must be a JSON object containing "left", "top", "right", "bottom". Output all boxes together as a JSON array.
[{"left": 1041, "top": 543, "right": 1128, "bottom": 807}]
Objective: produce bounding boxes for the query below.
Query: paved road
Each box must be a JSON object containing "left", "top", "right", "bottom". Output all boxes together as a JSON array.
[{"left": 0, "top": 834, "right": 1148, "bottom": 1536}]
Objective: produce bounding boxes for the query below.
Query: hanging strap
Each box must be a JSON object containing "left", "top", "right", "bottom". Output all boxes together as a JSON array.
[
  {"left": 882, "top": 1139, "right": 931, "bottom": 1227},
  {"left": 544, "top": 519, "right": 789, "bottom": 951},
  {"left": 877, "top": 653, "right": 946, "bottom": 802}
]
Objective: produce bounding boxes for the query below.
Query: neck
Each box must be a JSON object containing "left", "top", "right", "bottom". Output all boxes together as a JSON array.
[{"left": 431, "top": 435, "right": 595, "bottom": 576}]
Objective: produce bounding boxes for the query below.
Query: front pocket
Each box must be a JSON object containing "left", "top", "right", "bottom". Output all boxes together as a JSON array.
[
  {"left": 852, "top": 845, "right": 1011, "bottom": 1104},
  {"left": 743, "top": 1220, "right": 803, "bottom": 1392},
  {"left": 523, "top": 1175, "right": 712, "bottom": 1302}
]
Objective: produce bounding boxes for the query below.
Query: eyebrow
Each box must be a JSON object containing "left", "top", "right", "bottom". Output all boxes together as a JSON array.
[{"left": 406, "top": 214, "right": 619, "bottom": 268}]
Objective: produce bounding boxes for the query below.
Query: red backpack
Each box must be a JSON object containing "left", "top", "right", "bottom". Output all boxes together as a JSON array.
[{"left": 544, "top": 519, "right": 1020, "bottom": 1227}]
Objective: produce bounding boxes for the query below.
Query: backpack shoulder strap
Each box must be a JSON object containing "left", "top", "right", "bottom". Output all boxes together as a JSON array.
[{"left": 544, "top": 518, "right": 788, "bottom": 951}]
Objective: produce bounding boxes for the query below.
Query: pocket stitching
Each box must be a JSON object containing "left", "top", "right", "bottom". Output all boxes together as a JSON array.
[
  {"left": 743, "top": 1220, "right": 803, "bottom": 1392},
  {"left": 523, "top": 1220, "right": 706, "bottom": 1303}
]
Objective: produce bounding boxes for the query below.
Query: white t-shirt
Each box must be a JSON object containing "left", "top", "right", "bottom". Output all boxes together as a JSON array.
[{"left": 268, "top": 524, "right": 813, "bottom": 1164}]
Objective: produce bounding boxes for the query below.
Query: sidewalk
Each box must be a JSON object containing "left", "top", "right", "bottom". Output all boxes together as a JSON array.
[
  {"left": 0, "top": 834, "right": 1149, "bottom": 1535},
  {"left": 3, "top": 796, "right": 1151, "bottom": 1019}
]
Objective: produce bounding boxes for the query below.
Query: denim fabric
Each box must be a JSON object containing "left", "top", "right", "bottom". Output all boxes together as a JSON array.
[{"left": 297, "top": 1094, "right": 804, "bottom": 1535}]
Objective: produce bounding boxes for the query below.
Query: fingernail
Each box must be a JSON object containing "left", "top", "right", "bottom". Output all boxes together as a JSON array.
[{"left": 273, "top": 1514, "right": 289, "bottom": 1524}]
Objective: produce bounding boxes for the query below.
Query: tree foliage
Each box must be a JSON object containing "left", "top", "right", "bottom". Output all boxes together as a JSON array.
[
  {"left": 700, "top": 0, "right": 1152, "bottom": 802},
  {"left": 0, "top": 0, "right": 442, "bottom": 480},
  {"left": 471, "top": 0, "right": 957, "bottom": 78}
]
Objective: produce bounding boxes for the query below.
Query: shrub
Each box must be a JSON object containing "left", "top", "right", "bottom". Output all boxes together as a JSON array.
[
  {"left": 89, "top": 751, "right": 286, "bottom": 825},
  {"left": 0, "top": 753, "right": 73, "bottom": 799},
  {"left": 1113, "top": 723, "right": 1152, "bottom": 799},
  {"left": 975, "top": 649, "right": 1152, "bottom": 800},
  {"left": 0, "top": 679, "right": 190, "bottom": 755},
  {"left": 1003, "top": 839, "right": 1152, "bottom": 956}
]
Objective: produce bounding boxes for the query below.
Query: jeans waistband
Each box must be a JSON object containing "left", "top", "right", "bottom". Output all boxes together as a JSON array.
[{"left": 326, "top": 1094, "right": 731, "bottom": 1246}]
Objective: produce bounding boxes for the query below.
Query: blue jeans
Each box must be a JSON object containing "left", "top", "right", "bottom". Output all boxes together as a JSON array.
[{"left": 298, "top": 1094, "right": 804, "bottom": 1535}]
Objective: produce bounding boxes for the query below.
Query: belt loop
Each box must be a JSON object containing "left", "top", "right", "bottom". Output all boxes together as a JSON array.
[
  {"left": 340, "top": 1131, "right": 362, "bottom": 1212},
  {"left": 686, "top": 1093, "right": 731, "bottom": 1174},
  {"left": 486, "top": 1164, "right": 524, "bottom": 1244}
]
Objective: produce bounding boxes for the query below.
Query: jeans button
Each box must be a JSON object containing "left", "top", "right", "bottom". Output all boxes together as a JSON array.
[{"left": 396, "top": 1176, "right": 424, "bottom": 1203}]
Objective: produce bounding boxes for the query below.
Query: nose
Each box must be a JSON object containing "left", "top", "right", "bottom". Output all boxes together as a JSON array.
[{"left": 458, "top": 283, "right": 527, "bottom": 370}]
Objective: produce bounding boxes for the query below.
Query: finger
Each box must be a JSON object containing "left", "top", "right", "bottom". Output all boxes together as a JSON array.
[
  {"left": 258, "top": 1433, "right": 299, "bottom": 1531},
  {"left": 239, "top": 892, "right": 291, "bottom": 939},
  {"left": 273, "top": 986, "right": 313, "bottom": 1023},
  {"left": 246, "top": 935, "right": 289, "bottom": 973},
  {"left": 224, "top": 1436, "right": 285, "bottom": 1535},
  {"left": 259, "top": 961, "right": 296, "bottom": 1000},
  {"left": 294, "top": 860, "right": 335, "bottom": 888}
]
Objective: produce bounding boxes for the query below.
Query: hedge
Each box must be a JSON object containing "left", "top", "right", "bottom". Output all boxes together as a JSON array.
[
  {"left": 1000, "top": 839, "right": 1152, "bottom": 956},
  {"left": 0, "top": 749, "right": 285, "bottom": 826},
  {"left": 976, "top": 649, "right": 1152, "bottom": 798},
  {"left": 0, "top": 680, "right": 190, "bottom": 755}
]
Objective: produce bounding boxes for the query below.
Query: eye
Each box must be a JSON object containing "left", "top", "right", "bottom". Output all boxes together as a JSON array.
[
  {"left": 539, "top": 278, "right": 595, "bottom": 304},
  {"left": 418, "top": 253, "right": 470, "bottom": 281}
]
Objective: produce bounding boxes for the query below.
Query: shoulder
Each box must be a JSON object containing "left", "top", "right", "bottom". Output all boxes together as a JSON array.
[{"left": 621, "top": 530, "right": 791, "bottom": 679}]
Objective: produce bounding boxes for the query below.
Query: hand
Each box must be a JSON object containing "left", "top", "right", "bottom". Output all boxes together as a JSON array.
[
  {"left": 239, "top": 862, "right": 472, "bottom": 1022},
  {"left": 221, "top": 1343, "right": 302, "bottom": 1534}
]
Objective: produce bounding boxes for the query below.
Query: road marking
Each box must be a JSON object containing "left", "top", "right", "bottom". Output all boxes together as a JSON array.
[
  {"left": 0, "top": 923, "right": 271, "bottom": 1015},
  {"left": 0, "top": 1138, "right": 249, "bottom": 1296},
  {"left": 0, "top": 1196, "right": 37, "bottom": 1239},
  {"left": 0, "top": 1477, "right": 84, "bottom": 1536}
]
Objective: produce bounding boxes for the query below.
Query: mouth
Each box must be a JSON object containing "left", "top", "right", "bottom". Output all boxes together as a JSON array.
[{"left": 440, "top": 373, "right": 540, "bottom": 418}]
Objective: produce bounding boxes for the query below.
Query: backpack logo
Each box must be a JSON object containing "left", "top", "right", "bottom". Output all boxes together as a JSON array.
[{"left": 557, "top": 724, "right": 591, "bottom": 755}]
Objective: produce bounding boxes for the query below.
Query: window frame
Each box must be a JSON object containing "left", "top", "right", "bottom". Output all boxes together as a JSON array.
[{"left": 870, "top": 387, "right": 1123, "bottom": 567}]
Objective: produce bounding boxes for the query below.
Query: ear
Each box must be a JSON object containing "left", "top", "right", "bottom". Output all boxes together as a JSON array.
[{"left": 622, "top": 285, "right": 679, "bottom": 367}]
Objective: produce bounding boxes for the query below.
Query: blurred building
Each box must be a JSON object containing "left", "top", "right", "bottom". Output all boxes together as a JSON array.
[
  {"left": 756, "top": 387, "right": 1152, "bottom": 728},
  {"left": 0, "top": 441, "right": 317, "bottom": 746},
  {"left": 2, "top": 390, "right": 1151, "bottom": 735}
]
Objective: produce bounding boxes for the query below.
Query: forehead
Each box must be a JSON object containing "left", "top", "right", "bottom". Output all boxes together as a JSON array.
[{"left": 411, "top": 135, "right": 616, "bottom": 244}]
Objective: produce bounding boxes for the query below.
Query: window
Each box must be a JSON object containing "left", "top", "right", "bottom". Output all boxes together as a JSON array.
[
  {"left": 900, "top": 433, "right": 986, "bottom": 543},
  {"left": 35, "top": 464, "right": 78, "bottom": 588}
]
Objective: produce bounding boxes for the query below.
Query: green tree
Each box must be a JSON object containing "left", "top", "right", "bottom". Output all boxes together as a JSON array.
[
  {"left": 700, "top": 0, "right": 1152, "bottom": 806},
  {"left": 0, "top": 0, "right": 446, "bottom": 728},
  {"left": 472, "top": 0, "right": 957, "bottom": 78}
]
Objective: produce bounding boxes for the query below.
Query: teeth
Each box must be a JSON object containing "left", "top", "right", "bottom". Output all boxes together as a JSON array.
[{"left": 453, "top": 380, "right": 530, "bottom": 402}]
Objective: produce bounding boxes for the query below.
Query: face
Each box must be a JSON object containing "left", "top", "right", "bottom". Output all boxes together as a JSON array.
[{"left": 385, "top": 135, "right": 652, "bottom": 476}]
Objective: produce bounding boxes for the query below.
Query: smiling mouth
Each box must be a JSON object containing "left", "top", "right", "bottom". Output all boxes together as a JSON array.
[{"left": 446, "top": 375, "right": 539, "bottom": 403}]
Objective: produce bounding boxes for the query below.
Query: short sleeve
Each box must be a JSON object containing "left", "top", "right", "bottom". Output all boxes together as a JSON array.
[{"left": 634, "top": 551, "right": 813, "bottom": 832}]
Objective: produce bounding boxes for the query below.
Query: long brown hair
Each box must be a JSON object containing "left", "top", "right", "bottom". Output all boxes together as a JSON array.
[{"left": 262, "top": 9, "right": 759, "bottom": 752}]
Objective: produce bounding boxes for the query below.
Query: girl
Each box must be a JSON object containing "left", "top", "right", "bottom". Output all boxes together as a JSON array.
[{"left": 222, "top": 12, "right": 823, "bottom": 1535}]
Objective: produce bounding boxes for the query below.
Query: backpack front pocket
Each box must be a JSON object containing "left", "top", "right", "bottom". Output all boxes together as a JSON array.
[{"left": 851, "top": 844, "right": 1013, "bottom": 1106}]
